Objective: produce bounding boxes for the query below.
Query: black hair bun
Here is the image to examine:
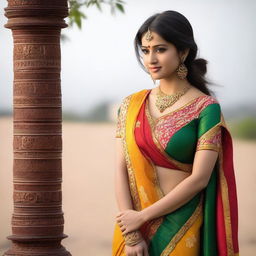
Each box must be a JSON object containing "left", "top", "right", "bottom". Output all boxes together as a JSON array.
[{"left": 191, "top": 58, "right": 207, "bottom": 76}]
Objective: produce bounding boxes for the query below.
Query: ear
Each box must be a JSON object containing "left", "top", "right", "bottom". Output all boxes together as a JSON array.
[{"left": 179, "top": 48, "right": 190, "bottom": 62}]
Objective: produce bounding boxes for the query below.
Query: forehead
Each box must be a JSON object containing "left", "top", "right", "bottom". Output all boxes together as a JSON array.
[{"left": 141, "top": 31, "right": 168, "bottom": 47}]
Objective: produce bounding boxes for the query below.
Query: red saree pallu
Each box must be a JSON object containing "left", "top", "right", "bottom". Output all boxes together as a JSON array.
[{"left": 112, "top": 89, "right": 239, "bottom": 256}]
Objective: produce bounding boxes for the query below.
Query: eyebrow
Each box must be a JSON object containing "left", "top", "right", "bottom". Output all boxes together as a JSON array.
[{"left": 141, "top": 44, "right": 168, "bottom": 48}]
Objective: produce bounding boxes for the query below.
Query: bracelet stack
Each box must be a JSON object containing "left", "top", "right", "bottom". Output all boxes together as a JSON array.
[{"left": 123, "top": 230, "right": 143, "bottom": 246}]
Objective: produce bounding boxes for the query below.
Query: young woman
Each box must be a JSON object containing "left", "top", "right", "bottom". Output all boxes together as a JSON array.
[{"left": 112, "top": 10, "right": 239, "bottom": 256}]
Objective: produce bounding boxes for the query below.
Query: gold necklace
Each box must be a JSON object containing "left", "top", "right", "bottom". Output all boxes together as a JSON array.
[{"left": 155, "top": 85, "right": 191, "bottom": 113}]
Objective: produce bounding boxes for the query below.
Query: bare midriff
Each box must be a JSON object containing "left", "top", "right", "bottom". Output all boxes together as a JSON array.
[{"left": 155, "top": 165, "right": 191, "bottom": 196}]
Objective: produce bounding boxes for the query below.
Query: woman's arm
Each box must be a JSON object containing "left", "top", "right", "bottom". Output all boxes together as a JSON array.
[
  {"left": 114, "top": 138, "right": 134, "bottom": 211},
  {"left": 116, "top": 149, "right": 219, "bottom": 235},
  {"left": 140, "top": 149, "right": 218, "bottom": 222}
]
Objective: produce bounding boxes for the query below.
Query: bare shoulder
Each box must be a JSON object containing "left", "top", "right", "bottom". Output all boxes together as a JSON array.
[
  {"left": 188, "top": 86, "right": 207, "bottom": 98},
  {"left": 188, "top": 87, "right": 221, "bottom": 106}
]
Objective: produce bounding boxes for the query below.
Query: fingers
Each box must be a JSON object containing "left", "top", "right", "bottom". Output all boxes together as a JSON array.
[
  {"left": 116, "top": 219, "right": 129, "bottom": 235},
  {"left": 117, "top": 221, "right": 128, "bottom": 236},
  {"left": 116, "top": 215, "right": 123, "bottom": 224},
  {"left": 118, "top": 222, "right": 127, "bottom": 234},
  {"left": 116, "top": 218, "right": 122, "bottom": 223},
  {"left": 122, "top": 228, "right": 129, "bottom": 235},
  {"left": 116, "top": 212, "right": 123, "bottom": 217},
  {"left": 117, "top": 220, "right": 125, "bottom": 230},
  {"left": 116, "top": 217, "right": 124, "bottom": 228}
]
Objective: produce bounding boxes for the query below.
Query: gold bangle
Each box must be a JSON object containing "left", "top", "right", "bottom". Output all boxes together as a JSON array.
[{"left": 123, "top": 230, "right": 143, "bottom": 246}]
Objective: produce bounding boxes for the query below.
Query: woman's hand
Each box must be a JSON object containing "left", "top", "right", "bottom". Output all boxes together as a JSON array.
[
  {"left": 125, "top": 239, "right": 149, "bottom": 256},
  {"left": 116, "top": 209, "right": 146, "bottom": 235}
]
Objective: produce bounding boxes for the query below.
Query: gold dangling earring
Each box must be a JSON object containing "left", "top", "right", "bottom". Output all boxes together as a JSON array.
[{"left": 176, "top": 57, "right": 188, "bottom": 80}]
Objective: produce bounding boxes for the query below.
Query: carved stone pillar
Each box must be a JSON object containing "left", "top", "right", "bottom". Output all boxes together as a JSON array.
[{"left": 4, "top": 0, "right": 71, "bottom": 255}]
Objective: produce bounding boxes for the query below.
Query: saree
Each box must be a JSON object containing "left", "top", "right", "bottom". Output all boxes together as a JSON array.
[{"left": 112, "top": 89, "right": 239, "bottom": 256}]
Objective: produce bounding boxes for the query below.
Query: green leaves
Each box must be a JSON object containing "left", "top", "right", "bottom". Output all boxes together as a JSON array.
[
  {"left": 115, "top": 3, "right": 125, "bottom": 13},
  {"left": 68, "top": 1, "right": 87, "bottom": 29},
  {"left": 67, "top": 0, "right": 126, "bottom": 29}
]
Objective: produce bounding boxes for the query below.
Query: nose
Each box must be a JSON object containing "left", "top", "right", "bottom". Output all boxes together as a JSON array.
[{"left": 148, "top": 51, "right": 158, "bottom": 64}]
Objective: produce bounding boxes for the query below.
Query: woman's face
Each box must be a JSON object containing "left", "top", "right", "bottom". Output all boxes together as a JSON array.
[{"left": 141, "top": 31, "right": 187, "bottom": 80}]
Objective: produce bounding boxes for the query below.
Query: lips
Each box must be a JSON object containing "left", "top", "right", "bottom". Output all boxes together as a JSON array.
[{"left": 149, "top": 66, "right": 161, "bottom": 72}]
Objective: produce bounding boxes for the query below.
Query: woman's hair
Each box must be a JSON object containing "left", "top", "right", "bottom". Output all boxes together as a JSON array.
[{"left": 134, "top": 10, "right": 215, "bottom": 96}]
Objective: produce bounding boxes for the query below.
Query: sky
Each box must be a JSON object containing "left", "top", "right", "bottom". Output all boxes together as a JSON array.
[{"left": 0, "top": 0, "right": 255, "bottom": 114}]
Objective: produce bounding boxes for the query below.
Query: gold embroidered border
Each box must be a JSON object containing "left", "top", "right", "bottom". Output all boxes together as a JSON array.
[
  {"left": 196, "top": 123, "right": 222, "bottom": 152},
  {"left": 116, "top": 96, "right": 131, "bottom": 139},
  {"left": 147, "top": 216, "right": 164, "bottom": 241},
  {"left": 120, "top": 95, "right": 142, "bottom": 211},
  {"left": 197, "top": 144, "right": 219, "bottom": 151},
  {"left": 160, "top": 193, "right": 204, "bottom": 256},
  {"left": 218, "top": 137, "right": 235, "bottom": 255},
  {"left": 145, "top": 99, "right": 193, "bottom": 173}
]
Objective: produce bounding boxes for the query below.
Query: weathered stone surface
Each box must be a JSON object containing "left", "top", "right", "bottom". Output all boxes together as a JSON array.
[{"left": 4, "top": 0, "right": 71, "bottom": 255}]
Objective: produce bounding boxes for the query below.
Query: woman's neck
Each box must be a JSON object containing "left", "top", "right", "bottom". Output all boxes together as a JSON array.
[{"left": 159, "top": 76, "right": 191, "bottom": 95}]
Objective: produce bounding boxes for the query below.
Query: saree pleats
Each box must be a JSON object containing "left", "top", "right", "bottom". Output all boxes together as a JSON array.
[{"left": 112, "top": 89, "right": 239, "bottom": 256}]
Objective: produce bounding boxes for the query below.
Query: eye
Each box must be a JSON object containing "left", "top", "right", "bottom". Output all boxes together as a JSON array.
[
  {"left": 141, "top": 49, "right": 149, "bottom": 54},
  {"left": 156, "top": 47, "right": 166, "bottom": 53}
]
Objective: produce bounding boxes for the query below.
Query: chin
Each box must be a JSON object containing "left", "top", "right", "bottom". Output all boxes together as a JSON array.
[
  {"left": 156, "top": 73, "right": 176, "bottom": 80},
  {"left": 150, "top": 71, "right": 170, "bottom": 80},
  {"left": 152, "top": 75, "right": 164, "bottom": 80}
]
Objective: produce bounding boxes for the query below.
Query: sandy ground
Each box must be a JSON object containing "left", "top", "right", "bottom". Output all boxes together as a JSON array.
[{"left": 0, "top": 117, "right": 256, "bottom": 255}]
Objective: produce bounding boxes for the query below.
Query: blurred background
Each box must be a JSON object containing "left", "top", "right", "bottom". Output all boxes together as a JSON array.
[{"left": 0, "top": 0, "right": 255, "bottom": 255}]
